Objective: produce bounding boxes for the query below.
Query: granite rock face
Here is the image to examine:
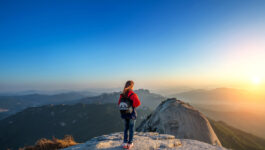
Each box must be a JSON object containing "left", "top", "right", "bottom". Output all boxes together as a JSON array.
[
  {"left": 137, "top": 98, "right": 222, "bottom": 146},
  {"left": 63, "top": 132, "right": 226, "bottom": 150}
]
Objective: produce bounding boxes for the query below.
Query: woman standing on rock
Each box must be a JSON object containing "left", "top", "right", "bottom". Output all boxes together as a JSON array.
[{"left": 118, "top": 80, "right": 141, "bottom": 149}]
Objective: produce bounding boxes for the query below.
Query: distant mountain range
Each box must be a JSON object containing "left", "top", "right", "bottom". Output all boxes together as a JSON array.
[
  {"left": 174, "top": 88, "right": 264, "bottom": 107},
  {"left": 78, "top": 89, "right": 166, "bottom": 109},
  {"left": 0, "top": 88, "right": 120, "bottom": 96},
  {"left": 0, "top": 89, "right": 164, "bottom": 120},
  {"left": 0, "top": 92, "right": 90, "bottom": 119}
]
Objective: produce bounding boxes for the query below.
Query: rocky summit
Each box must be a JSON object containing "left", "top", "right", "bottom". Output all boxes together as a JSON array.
[
  {"left": 63, "top": 98, "right": 226, "bottom": 150},
  {"left": 63, "top": 132, "right": 226, "bottom": 150},
  {"left": 137, "top": 98, "right": 221, "bottom": 146}
]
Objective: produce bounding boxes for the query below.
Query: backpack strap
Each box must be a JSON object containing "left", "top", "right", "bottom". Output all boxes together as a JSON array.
[
  {"left": 128, "top": 93, "right": 134, "bottom": 108},
  {"left": 128, "top": 93, "right": 134, "bottom": 99}
]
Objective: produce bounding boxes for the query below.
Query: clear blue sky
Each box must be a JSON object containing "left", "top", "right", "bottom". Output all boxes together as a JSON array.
[{"left": 1, "top": 0, "right": 265, "bottom": 92}]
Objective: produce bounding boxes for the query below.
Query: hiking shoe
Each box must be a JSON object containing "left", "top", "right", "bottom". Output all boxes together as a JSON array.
[
  {"left": 122, "top": 143, "right": 128, "bottom": 149},
  {"left": 127, "top": 143, "right": 134, "bottom": 149}
]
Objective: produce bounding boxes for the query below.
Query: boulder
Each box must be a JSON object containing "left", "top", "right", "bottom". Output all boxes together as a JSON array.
[{"left": 137, "top": 98, "right": 221, "bottom": 146}]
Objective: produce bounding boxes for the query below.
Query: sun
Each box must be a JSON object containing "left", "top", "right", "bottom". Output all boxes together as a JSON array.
[{"left": 251, "top": 76, "right": 261, "bottom": 85}]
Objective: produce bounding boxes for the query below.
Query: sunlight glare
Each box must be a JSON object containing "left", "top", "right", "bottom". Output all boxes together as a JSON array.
[{"left": 251, "top": 76, "right": 261, "bottom": 85}]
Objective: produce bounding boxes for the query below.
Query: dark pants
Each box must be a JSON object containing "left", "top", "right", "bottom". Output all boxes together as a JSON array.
[{"left": 123, "top": 118, "right": 136, "bottom": 144}]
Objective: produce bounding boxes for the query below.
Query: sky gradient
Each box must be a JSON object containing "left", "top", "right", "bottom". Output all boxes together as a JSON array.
[{"left": 1, "top": 0, "right": 265, "bottom": 92}]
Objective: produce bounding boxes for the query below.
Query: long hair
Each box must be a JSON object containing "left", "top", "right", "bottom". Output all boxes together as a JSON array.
[{"left": 122, "top": 80, "right": 134, "bottom": 96}]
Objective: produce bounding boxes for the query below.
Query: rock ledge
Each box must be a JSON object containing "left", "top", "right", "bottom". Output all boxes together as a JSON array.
[{"left": 63, "top": 132, "right": 226, "bottom": 150}]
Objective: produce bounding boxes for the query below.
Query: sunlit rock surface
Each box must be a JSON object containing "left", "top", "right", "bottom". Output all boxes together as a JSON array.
[
  {"left": 137, "top": 98, "right": 222, "bottom": 146},
  {"left": 63, "top": 132, "right": 226, "bottom": 150}
]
